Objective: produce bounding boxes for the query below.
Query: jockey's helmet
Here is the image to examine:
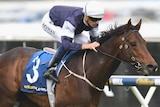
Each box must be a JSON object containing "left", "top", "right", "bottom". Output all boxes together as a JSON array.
[{"left": 83, "top": 1, "right": 104, "bottom": 19}]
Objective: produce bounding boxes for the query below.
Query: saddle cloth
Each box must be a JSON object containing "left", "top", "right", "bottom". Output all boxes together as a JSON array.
[{"left": 21, "top": 48, "right": 76, "bottom": 95}]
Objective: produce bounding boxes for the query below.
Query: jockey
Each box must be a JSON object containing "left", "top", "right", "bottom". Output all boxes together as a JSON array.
[{"left": 42, "top": 1, "right": 104, "bottom": 83}]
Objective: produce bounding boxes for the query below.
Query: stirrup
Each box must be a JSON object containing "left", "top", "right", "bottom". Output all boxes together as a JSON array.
[
  {"left": 43, "top": 67, "right": 54, "bottom": 77},
  {"left": 43, "top": 67, "right": 59, "bottom": 83},
  {"left": 49, "top": 75, "right": 59, "bottom": 83}
]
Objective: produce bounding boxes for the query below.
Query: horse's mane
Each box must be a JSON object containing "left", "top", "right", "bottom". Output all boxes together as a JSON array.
[{"left": 97, "top": 23, "right": 137, "bottom": 44}]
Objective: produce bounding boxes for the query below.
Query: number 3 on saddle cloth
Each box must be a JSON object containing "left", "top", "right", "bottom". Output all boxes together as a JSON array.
[{"left": 20, "top": 48, "right": 76, "bottom": 95}]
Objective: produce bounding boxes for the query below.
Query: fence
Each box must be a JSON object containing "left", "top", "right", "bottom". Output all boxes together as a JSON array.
[{"left": 104, "top": 75, "right": 160, "bottom": 107}]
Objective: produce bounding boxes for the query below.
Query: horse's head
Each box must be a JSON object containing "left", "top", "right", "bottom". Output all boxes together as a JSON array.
[
  {"left": 97, "top": 19, "right": 158, "bottom": 75},
  {"left": 119, "top": 19, "right": 158, "bottom": 75}
]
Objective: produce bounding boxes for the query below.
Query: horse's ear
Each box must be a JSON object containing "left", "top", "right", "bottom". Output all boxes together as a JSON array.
[
  {"left": 128, "top": 18, "right": 132, "bottom": 25},
  {"left": 135, "top": 19, "right": 142, "bottom": 30},
  {"left": 125, "top": 18, "right": 132, "bottom": 32}
]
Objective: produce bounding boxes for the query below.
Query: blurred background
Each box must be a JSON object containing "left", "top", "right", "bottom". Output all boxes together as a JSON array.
[{"left": 0, "top": 0, "right": 160, "bottom": 107}]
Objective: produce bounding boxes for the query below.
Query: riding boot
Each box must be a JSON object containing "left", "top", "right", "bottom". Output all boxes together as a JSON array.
[
  {"left": 43, "top": 44, "right": 68, "bottom": 83},
  {"left": 43, "top": 56, "right": 61, "bottom": 83}
]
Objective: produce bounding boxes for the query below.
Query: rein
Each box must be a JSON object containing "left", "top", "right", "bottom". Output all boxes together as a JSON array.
[
  {"left": 61, "top": 51, "right": 103, "bottom": 91},
  {"left": 97, "top": 30, "right": 142, "bottom": 70},
  {"left": 61, "top": 30, "right": 141, "bottom": 92},
  {"left": 97, "top": 48, "right": 123, "bottom": 62},
  {"left": 98, "top": 30, "right": 138, "bottom": 62}
]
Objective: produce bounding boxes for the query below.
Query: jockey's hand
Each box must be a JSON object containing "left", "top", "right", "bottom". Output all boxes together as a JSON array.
[
  {"left": 82, "top": 41, "right": 100, "bottom": 52},
  {"left": 89, "top": 41, "right": 100, "bottom": 52}
]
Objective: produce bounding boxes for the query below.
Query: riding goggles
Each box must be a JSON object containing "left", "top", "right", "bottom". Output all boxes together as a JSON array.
[{"left": 89, "top": 16, "right": 102, "bottom": 22}]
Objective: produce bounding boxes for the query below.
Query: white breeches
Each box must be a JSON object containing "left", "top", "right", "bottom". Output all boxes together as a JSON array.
[{"left": 42, "top": 12, "right": 90, "bottom": 44}]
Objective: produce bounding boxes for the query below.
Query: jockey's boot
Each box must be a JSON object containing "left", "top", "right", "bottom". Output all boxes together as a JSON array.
[
  {"left": 43, "top": 56, "right": 60, "bottom": 83},
  {"left": 44, "top": 44, "right": 68, "bottom": 83}
]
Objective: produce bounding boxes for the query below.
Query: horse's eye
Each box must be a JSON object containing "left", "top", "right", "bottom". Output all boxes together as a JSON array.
[{"left": 130, "top": 42, "right": 136, "bottom": 47}]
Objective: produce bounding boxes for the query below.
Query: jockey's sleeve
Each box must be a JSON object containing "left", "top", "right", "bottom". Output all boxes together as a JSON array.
[
  {"left": 61, "top": 36, "right": 82, "bottom": 50},
  {"left": 61, "top": 21, "right": 82, "bottom": 50},
  {"left": 62, "top": 21, "right": 75, "bottom": 38}
]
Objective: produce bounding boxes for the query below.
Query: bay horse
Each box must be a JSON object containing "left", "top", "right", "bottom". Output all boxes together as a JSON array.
[{"left": 0, "top": 19, "right": 158, "bottom": 107}]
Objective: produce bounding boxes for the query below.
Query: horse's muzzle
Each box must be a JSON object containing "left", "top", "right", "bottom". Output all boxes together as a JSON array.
[
  {"left": 137, "top": 63, "right": 158, "bottom": 75},
  {"left": 131, "top": 62, "right": 158, "bottom": 75}
]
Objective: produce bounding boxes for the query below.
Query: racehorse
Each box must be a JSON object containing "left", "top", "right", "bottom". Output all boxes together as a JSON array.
[{"left": 0, "top": 19, "right": 158, "bottom": 107}]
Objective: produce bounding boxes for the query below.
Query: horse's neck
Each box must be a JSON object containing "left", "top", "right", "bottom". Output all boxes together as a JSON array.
[
  {"left": 99, "top": 38, "right": 122, "bottom": 71},
  {"left": 86, "top": 45, "right": 121, "bottom": 87}
]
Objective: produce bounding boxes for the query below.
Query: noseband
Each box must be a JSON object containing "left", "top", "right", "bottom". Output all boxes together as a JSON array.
[{"left": 97, "top": 30, "right": 142, "bottom": 70}]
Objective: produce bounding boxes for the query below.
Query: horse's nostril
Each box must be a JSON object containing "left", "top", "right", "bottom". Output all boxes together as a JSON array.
[
  {"left": 147, "top": 64, "right": 154, "bottom": 68},
  {"left": 147, "top": 64, "right": 158, "bottom": 72}
]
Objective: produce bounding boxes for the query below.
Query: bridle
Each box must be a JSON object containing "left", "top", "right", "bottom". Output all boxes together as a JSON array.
[
  {"left": 62, "top": 30, "right": 143, "bottom": 92},
  {"left": 97, "top": 30, "right": 142, "bottom": 70}
]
